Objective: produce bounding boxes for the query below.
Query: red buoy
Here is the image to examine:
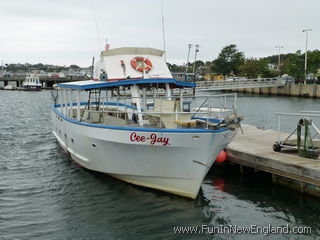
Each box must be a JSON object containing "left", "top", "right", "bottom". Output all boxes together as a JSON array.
[{"left": 215, "top": 150, "right": 227, "bottom": 163}]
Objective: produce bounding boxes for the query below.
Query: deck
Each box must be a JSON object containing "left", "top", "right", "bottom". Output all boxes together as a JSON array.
[{"left": 226, "top": 124, "right": 320, "bottom": 197}]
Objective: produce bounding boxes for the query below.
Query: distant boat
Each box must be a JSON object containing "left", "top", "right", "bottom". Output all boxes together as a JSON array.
[
  {"left": 51, "top": 46, "right": 242, "bottom": 199},
  {"left": 22, "top": 75, "right": 42, "bottom": 91},
  {"left": 3, "top": 85, "right": 15, "bottom": 90}
]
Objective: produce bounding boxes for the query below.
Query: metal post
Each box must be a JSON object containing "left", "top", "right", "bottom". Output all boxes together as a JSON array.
[
  {"left": 76, "top": 90, "right": 80, "bottom": 121},
  {"left": 302, "top": 29, "right": 312, "bottom": 84},
  {"left": 276, "top": 46, "right": 283, "bottom": 71},
  {"left": 160, "top": 97, "right": 162, "bottom": 128},
  {"left": 63, "top": 89, "right": 67, "bottom": 116},
  {"left": 193, "top": 44, "right": 199, "bottom": 76},
  {"left": 165, "top": 83, "right": 171, "bottom": 100},
  {"left": 130, "top": 85, "right": 143, "bottom": 125},
  {"left": 143, "top": 88, "right": 146, "bottom": 111},
  {"left": 206, "top": 107, "right": 209, "bottom": 129},
  {"left": 69, "top": 90, "right": 73, "bottom": 118},
  {"left": 180, "top": 88, "right": 183, "bottom": 112},
  {"left": 277, "top": 115, "right": 281, "bottom": 142},
  {"left": 60, "top": 88, "right": 63, "bottom": 113},
  {"left": 185, "top": 44, "right": 193, "bottom": 74},
  {"left": 116, "top": 96, "right": 119, "bottom": 118},
  {"left": 106, "top": 89, "right": 108, "bottom": 115},
  {"left": 67, "top": 90, "right": 70, "bottom": 117}
]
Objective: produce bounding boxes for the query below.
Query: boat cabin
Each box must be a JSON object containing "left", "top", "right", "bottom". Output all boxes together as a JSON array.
[
  {"left": 23, "top": 74, "right": 42, "bottom": 90},
  {"left": 54, "top": 47, "right": 237, "bottom": 130}
]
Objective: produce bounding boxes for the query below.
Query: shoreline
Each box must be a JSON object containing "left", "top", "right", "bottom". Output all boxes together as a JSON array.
[{"left": 226, "top": 83, "right": 320, "bottom": 98}]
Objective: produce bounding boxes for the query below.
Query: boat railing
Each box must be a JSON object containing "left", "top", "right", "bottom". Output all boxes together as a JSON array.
[
  {"left": 66, "top": 93, "right": 238, "bottom": 129},
  {"left": 88, "top": 93, "right": 237, "bottom": 111},
  {"left": 83, "top": 109, "right": 223, "bottom": 129}
]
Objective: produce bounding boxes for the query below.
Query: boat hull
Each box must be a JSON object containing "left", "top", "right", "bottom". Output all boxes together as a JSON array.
[
  {"left": 51, "top": 111, "right": 235, "bottom": 199},
  {"left": 23, "top": 85, "right": 42, "bottom": 91}
]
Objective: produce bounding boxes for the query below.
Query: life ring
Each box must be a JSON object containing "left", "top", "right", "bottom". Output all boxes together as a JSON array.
[{"left": 130, "top": 57, "right": 152, "bottom": 72}]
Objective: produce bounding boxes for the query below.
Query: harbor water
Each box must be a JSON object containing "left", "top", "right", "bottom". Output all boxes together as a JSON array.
[{"left": 1, "top": 90, "right": 320, "bottom": 239}]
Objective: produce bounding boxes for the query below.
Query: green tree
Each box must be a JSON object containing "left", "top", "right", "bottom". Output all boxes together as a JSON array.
[
  {"left": 189, "top": 60, "right": 205, "bottom": 70},
  {"left": 211, "top": 44, "right": 245, "bottom": 76},
  {"left": 238, "top": 58, "right": 271, "bottom": 78},
  {"left": 167, "top": 63, "right": 184, "bottom": 72},
  {"left": 307, "top": 49, "right": 320, "bottom": 74},
  {"left": 281, "top": 52, "right": 305, "bottom": 79},
  {"left": 69, "top": 64, "right": 80, "bottom": 69}
]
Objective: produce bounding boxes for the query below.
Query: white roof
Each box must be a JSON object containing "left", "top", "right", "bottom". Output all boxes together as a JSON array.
[
  {"left": 101, "top": 47, "right": 164, "bottom": 57},
  {"left": 95, "top": 47, "right": 172, "bottom": 80}
]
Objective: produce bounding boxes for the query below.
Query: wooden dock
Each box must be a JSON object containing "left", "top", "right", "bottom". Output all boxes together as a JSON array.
[{"left": 225, "top": 124, "right": 320, "bottom": 198}]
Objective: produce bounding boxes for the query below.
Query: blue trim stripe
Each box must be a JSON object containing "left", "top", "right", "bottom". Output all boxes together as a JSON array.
[
  {"left": 58, "top": 78, "right": 196, "bottom": 90},
  {"left": 54, "top": 101, "right": 137, "bottom": 110},
  {"left": 51, "top": 103, "right": 228, "bottom": 134}
]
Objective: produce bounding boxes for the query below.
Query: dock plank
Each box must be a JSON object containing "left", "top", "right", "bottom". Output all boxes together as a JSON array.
[{"left": 226, "top": 125, "right": 320, "bottom": 190}]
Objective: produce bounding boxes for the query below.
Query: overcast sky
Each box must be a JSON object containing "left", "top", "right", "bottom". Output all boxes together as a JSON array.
[{"left": 0, "top": 0, "right": 318, "bottom": 67}]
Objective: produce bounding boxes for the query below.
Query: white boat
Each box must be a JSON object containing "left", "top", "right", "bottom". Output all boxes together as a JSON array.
[
  {"left": 3, "top": 84, "right": 15, "bottom": 90},
  {"left": 51, "top": 47, "right": 242, "bottom": 199},
  {"left": 22, "top": 74, "right": 42, "bottom": 91}
]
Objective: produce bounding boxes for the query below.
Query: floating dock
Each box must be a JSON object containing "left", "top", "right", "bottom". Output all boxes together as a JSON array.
[{"left": 225, "top": 124, "right": 320, "bottom": 198}]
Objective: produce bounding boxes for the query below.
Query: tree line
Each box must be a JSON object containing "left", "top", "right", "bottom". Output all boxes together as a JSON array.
[
  {"left": 3, "top": 45, "right": 320, "bottom": 79},
  {"left": 168, "top": 44, "right": 320, "bottom": 79},
  {"left": 2, "top": 63, "right": 84, "bottom": 73}
]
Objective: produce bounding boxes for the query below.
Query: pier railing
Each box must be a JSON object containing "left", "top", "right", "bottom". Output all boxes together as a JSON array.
[
  {"left": 274, "top": 112, "right": 320, "bottom": 157},
  {"left": 196, "top": 77, "right": 285, "bottom": 91}
]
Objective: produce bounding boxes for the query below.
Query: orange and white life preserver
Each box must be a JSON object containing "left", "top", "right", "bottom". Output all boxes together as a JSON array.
[{"left": 130, "top": 57, "right": 152, "bottom": 72}]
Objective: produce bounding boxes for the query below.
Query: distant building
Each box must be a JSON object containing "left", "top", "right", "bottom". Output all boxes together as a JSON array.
[
  {"left": 268, "top": 63, "right": 277, "bottom": 71},
  {"left": 203, "top": 73, "right": 224, "bottom": 81},
  {"left": 172, "top": 72, "right": 197, "bottom": 82}
]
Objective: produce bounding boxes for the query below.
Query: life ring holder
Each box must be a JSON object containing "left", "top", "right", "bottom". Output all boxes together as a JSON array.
[{"left": 130, "top": 57, "right": 152, "bottom": 72}]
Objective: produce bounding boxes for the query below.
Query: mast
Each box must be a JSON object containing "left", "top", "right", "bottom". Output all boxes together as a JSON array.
[
  {"left": 91, "top": 57, "right": 95, "bottom": 79},
  {"left": 161, "top": 0, "right": 166, "bottom": 62}
]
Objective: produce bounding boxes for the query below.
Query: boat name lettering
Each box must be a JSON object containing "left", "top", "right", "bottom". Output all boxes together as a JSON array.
[{"left": 130, "top": 132, "right": 170, "bottom": 146}]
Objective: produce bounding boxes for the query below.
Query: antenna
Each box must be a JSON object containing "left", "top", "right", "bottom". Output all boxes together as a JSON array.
[
  {"left": 91, "top": 0, "right": 101, "bottom": 52},
  {"left": 161, "top": 0, "right": 167, "bottom": 62}
]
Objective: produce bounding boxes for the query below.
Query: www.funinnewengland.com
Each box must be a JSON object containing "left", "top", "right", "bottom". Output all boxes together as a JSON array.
[{"left": 173, "top": 224, "right": 312, "bottom": 236}]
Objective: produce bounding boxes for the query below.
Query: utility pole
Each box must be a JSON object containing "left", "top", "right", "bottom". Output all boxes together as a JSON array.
[
  {"left": 275, "top": 46, "right": 283, "bottom": 72},
  {"left": 193, "top": 44, "right": 200, "bottom": 75},
  {"left": 1, "top": 60, "right": 3, "bottom": 74},
  {"left": 302, "top": 29, "right": 312, "bottom": 84},
  {"left": 185, "top": 44, "right": 193, "bottom": 73}
]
